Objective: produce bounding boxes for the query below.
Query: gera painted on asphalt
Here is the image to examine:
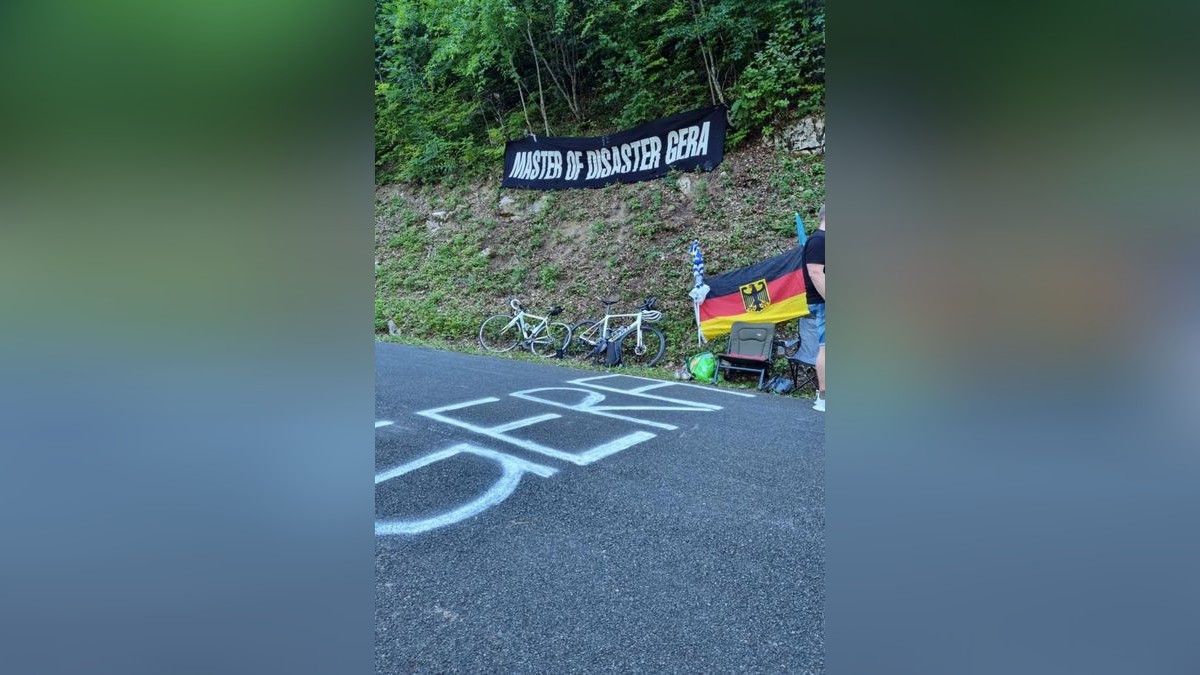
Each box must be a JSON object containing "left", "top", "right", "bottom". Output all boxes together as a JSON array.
[{"left": 375, "top": 374, "right": 753, "bottom": 536}]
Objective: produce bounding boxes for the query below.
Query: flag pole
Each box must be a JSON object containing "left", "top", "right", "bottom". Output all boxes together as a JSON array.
[{"left": 688, "top": 240, "right": 708, "bottom": 346}]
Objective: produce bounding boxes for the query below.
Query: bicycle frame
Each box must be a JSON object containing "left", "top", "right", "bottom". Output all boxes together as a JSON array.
[
  {"left": 582, "top": 310, "right": 647, "bottom": 352},
  {"left": 503, "top": 310, "right": 550, "bottom": 345}
]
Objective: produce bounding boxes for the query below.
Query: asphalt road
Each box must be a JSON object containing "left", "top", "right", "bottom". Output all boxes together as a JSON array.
[{"left": 375, "top": 342, "right": 824, "bottom": 673}]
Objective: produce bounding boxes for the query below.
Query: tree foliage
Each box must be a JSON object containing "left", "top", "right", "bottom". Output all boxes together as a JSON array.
[{"left": 375, "top": 0, "right": 824, "bottom": 183}]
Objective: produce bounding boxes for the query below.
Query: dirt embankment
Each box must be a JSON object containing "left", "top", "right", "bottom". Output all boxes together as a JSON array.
[{"left": 375, "top": 142, "right": 824, "bottom": 368}]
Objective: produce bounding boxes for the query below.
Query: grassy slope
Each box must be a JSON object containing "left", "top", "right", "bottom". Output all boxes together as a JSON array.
[{"left": 375, "top": 142, "right": 824, "bottom": 372}]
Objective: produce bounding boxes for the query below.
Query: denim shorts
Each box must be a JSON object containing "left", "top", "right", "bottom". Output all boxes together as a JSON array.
[
  {"left": 796, "top": 304, "right": 825, "bottom": 365},
  {"left": 807, "top": 303, "right": 825, "bottom": 346}
]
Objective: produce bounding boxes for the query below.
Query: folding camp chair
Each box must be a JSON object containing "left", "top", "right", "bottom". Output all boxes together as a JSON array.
[
  {"left": 786, "top": 315, "right": 820, "bottom": 391},
  {"left": 714, "top": 322, "right": 776, "bottom": 389}
]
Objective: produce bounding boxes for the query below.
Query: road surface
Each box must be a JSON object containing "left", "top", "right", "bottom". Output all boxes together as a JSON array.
[{"left": 375, "top": 342, "right": 824, "bottom": 672}]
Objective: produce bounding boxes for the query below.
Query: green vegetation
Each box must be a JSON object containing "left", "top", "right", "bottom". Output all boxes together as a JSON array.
[
  {"left": 375, "top": 146, "right": 824, "bottom": 370},
  {"left": 374, "top": 0, "right": 825, "bottom": 379},
  {"left": 538, "top": 264, "right": 562, "bottom": 291},
  {"left": 375, "top": 0, "right": 824, "bottom": 183}
]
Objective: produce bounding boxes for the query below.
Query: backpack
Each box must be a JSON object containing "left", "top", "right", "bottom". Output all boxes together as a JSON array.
[{"left": 603, "top": 339, "right": 623, "bottom": 366}]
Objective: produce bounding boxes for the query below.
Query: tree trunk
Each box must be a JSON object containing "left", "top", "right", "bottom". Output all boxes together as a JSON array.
[
  {"left": 510, "top": 56, "right": 534, "bottom": 135},
  {"left": 691, "top": 0, "right": 726, "bottom": 106},
  {"left": 530, "top": 27, "right": 581, "bottom": 121},
  {"left": 701, "top": 43, "right": 717, "bottom": 105},
  {"left": 525, "top": 20, "right": 552, "bottom": 136},
  {"left": 567, "top": 40, "right": 581, "bottom": 118},
  {"left": 701, "top": 42, "right": 726, "bottom": 105},
  {"left": 552, "top": 35, "right": 582, "bottom": 120}
]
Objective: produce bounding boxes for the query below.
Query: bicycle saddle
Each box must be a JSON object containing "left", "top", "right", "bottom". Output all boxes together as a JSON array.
[
  {"left": 599, "top": 297, "right": 619, "bottom": 305},
  {"left": 549, "top": 306, "right": 563, "bottom": 316}
]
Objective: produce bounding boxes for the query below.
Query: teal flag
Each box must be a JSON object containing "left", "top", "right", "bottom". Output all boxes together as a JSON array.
[{"left": 795, "top": 213, "right": 807, "bottom": 246}]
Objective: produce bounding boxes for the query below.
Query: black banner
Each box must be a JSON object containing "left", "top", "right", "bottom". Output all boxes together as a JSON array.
[{"left": 501, "top": 106, "right": 727, "bottom": 190}]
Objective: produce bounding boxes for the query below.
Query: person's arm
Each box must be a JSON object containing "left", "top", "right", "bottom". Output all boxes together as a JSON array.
[{"left": 806, "top": 262, "right": 825, "bottom": 299}]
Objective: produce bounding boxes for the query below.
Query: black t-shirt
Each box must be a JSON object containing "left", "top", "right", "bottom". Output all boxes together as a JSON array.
[{"left": 802, "top": 229, "right": 825, "bottom": 305}]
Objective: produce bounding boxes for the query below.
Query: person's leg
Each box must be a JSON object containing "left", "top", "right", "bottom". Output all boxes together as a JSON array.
[
  {"left": 808, "top": 304, "right": 825, "bottom": 411},
  {"left": 815, "top": 345, "right": 825, "bottom": 396}
]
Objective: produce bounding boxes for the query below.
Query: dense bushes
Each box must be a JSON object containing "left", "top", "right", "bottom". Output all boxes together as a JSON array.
[{"left": 375, "top": 0, "right": 824, "bottom": 184}]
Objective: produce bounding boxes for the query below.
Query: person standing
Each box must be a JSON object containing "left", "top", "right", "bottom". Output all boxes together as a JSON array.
[{"left": 802, "top": 204, "right": 825, "bottom": 411}]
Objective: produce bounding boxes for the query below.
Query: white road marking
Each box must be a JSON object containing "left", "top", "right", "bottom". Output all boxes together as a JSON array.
[
  {"left": 375, "top": 443, "right": 557, "bottom": 536},
  {"left": 378, "top": 372, "right": 761, "bottom": 536},
  {"left": 571, "top": 374, "right": 757, "bottom": 398},
  {"left": 375, "top": 447, "right": 457, "bottom": 485},
  {"left": 416, "top": 398, "right": 656, "bottom": 466},
  {"left": 511, "top": 387, "right": 700, "bottom": 430},
  {"left": 567, "top": 379, "right": 727, "bottom": 409},
  {"left": 491, "top": 413, "right": 561, "bottom": 433}
]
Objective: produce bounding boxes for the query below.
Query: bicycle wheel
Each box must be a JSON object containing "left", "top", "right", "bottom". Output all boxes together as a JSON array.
[
  {"left": 567, "top": 320, "right": 603, "bottom": 362},
  {"left": 621, "top": 325, "right": 665, "bottom": 368},
  {"left": 530, "top": 321, "right": 572, "bottom": 358},
  {"left": 478, "top": 314, "right": 521, "bottom": 352}
]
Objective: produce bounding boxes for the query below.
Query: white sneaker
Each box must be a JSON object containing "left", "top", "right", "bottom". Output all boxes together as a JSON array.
[{"left": 812, "top": 395, "right": 825, "bottom": 412}]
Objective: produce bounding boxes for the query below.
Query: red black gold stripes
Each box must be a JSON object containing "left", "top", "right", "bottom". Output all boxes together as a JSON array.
[{"left": 699, "top": 247, "right": 809, "bottom": 340}]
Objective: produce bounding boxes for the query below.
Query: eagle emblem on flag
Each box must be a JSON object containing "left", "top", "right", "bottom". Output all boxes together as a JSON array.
[{"left": 739, "top": 279, "right": 770, "bottom": 312}]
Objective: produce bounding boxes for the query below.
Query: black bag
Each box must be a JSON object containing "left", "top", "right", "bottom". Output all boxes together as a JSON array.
[
  {"left": 764, "top": 375, "right": 794, "bottom": 394},
  {"left": 604, "top": 339, "right": 623, "bottom": 366}
]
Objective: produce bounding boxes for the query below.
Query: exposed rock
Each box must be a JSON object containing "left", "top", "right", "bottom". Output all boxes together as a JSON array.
[
  {"left": 677, "top": 175, "right": 694, "bottom": 197},
  {"left": 770, "top": 116, "right": 825, "bottom": 154},
  {"left": 430, "top": 210, "right": 450, "bottom": 222},
  {"left": 526, "top": 195, "right": 550, "bottom": 217},
  {"left": 497, "top": 195, "right": 519, "bottom": 216},
  {"left": 479, "top": 247, "right": 492, "bottom": 257},
  {"left": 425, "top": 220, "right": 441, "bottom": 233}
]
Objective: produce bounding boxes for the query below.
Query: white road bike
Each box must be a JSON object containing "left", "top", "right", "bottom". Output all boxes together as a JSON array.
[
  {"left": 568, "top": 296, "right": 666, "bottom": 368},
  {"left": 478, "top": 298, "right": 573, "bottom": 358}
]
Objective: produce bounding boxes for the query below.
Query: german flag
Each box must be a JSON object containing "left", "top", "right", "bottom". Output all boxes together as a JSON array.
[{"left": 699, "top": 247, "right": 808, "bottom": 340}]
